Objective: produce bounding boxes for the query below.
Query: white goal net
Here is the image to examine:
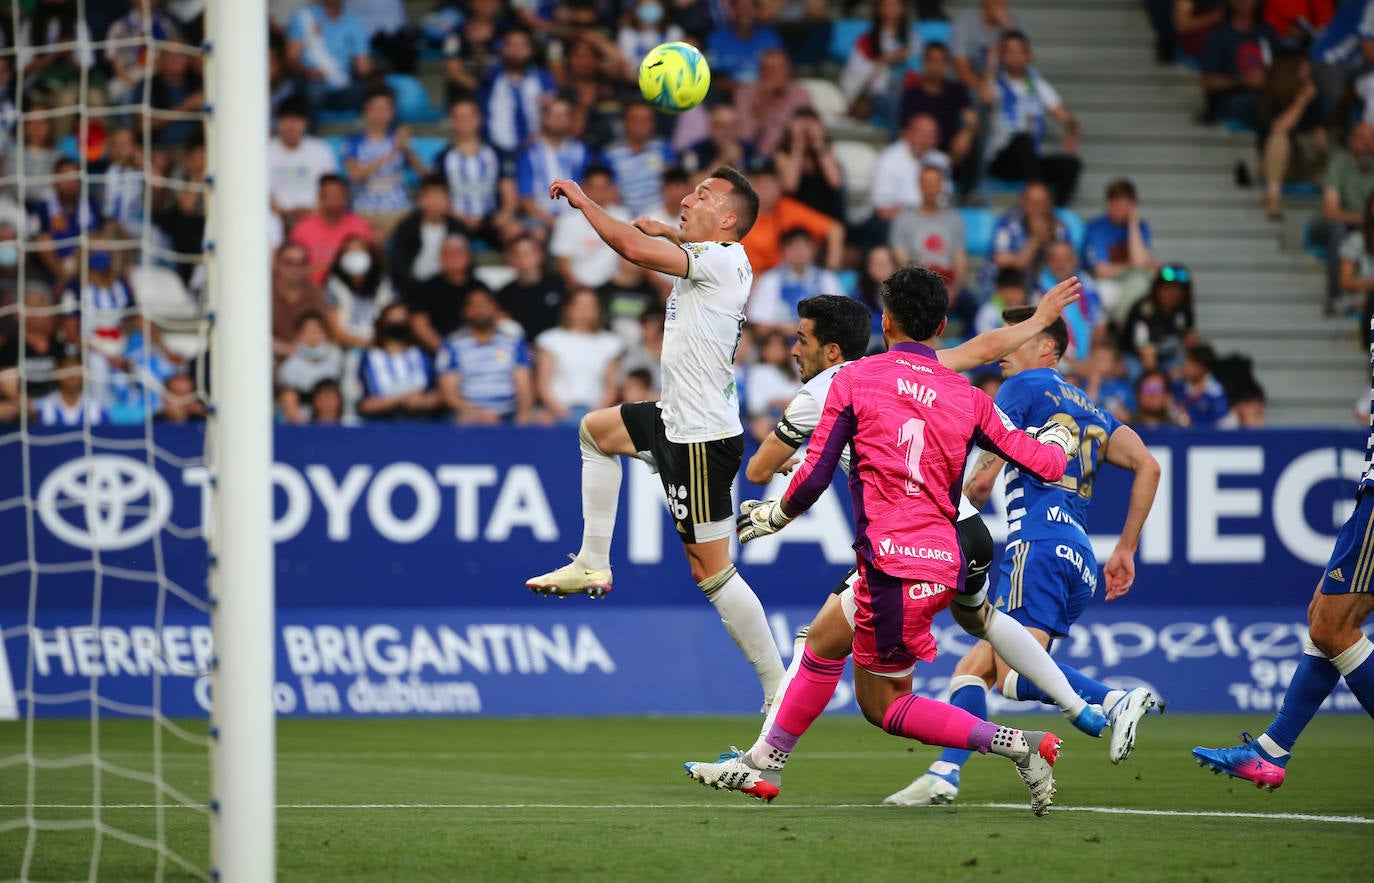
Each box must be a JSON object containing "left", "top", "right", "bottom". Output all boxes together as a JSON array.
[{"left": 0, "top": 3, "right": 273, "bottom": 880}]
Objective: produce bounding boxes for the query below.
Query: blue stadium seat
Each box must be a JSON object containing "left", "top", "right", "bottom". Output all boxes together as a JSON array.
[
  {"left": 828, "top": 18, "right": 867, "bottom": 61},
  {"left": 55, "top": 133, "right": 79, "bottom": 162},
  {"left": 324, "top": 135, "right": 348, "bottom": 170},
  {"left": 410, "top": 135, "right": 447, "bottom": 170},
  {"left": 1282, "top": 181, "right": 1321, "bottom": 197},
  {"left": 1302, "top": 219, "right": 1329, "bottom": 260},
  {"left": 835, "top": 268, "right": 859, "bottom": 296},
  {"left": 386, "top": 73, "right": 442, "bottom": 123},
  {"left": 914, "top": 20, "right": 952, "bottom": 48},
  {"left": 1055, "top": 207, "right": 1086, "bottom": 252},
  {"left": 961, "top": 207, "right": 996, "bottom": 258},
  {"left": 1216, "top": 116, "right": 1257, "bottom": 134}
]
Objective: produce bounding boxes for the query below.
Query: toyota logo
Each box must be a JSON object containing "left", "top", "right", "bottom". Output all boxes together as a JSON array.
[{"left": 36, "top": 455, "right": 173, "bottom": 550}]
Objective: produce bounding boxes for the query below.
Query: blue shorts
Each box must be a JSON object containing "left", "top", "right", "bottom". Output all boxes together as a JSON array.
[
  {"left": 992, "top": 538, "right": 1098, "bottom": 638},
  {"left": 1321, "top": 489, "right": 1374, "bottom": 595}
]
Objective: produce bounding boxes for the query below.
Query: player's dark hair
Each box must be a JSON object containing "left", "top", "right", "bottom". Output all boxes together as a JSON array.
[
  {"left": 995, "top": 267, "right": 1026, "bottom": 290},
  {"left": 880, "top": 265, "right": 948, "bottom": 342},
  {"left": 709, "top": 165, "right": 760, "bottom": 238},
  {"left": 1186, "top": 342, "right": 1217, "bottom": 369},
  {"left": 1105, "top": 178, "right": 1137, "bottom": 202},
  {"left": 797, "top": 295, "right": 871, "bottom": 362},
  {"left": 1002, "top": 305, "right": 1068, "bottom": 359}
]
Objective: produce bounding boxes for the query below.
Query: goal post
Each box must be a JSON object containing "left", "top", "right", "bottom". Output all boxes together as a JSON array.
[{"left": 205, "top": 2, "right": 275, "bottom": 880}]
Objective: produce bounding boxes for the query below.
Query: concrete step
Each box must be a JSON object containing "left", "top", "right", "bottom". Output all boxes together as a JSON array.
[
  {"left": 1076, "top": 142, "right": 1239, "bottom": 170},
  {"left": 1196, "top": 302, "right": 1340, "bottom": 326}
]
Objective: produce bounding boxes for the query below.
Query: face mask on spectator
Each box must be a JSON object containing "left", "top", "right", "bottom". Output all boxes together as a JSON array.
[
  {"left": 340, "top": 250, "right": 371, "bottom": 277},
  {"left": 383, "top": 322, "right": 411, "bottom": 342},
  {"left": 637, "top": 2, "right": 663, "bottom": 25},
  {"left": 298, "top": 343, "right": 332, "bottom": 361},
  {"left": 0, "top": 244, "right": 17, "bottom": 268}
]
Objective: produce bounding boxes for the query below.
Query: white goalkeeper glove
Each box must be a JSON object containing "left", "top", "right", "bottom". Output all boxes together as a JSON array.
[
  {"left": 736, "top": 499, "right": 794, "bottom": 544},
  {"left": 1029, "top": 422, "right": 1079, "bottom": 459}
]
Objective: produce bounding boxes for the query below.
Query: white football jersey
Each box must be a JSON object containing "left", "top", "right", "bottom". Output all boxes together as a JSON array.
[{"left": 659, "top": 240, "right": 752, "bottom": 443}]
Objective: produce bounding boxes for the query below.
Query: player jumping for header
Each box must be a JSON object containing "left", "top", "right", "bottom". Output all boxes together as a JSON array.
[
  {"left": 1192, "top": 320, "right": 1374, "bottom": 791},
  {"left": 526, "top": 168, "right": 786, "bottom": 709}
]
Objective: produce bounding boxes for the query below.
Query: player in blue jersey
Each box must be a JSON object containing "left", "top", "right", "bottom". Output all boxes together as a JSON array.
[
  {"left": 886, "top": 306, "right": 1164, "bottom": 807},
  {"left": 1192, "top": 324, "right": 1374, "bottom": 791}
]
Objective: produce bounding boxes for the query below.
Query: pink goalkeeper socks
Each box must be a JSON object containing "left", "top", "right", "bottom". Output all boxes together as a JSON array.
[
  {"left": 881, "top": 693, "right": 988, "bottom": 750},
  {"left": 761, "top": 647, "right": 846, "bottom": 755}
]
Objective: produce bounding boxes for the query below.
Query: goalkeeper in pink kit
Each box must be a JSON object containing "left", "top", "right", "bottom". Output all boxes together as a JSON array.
[{"left": 686, "top": 266, "right": 1077, "bottom": 815}]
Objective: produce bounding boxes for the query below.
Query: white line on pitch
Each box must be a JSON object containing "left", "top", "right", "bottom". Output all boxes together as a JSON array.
[{"left": 3, "top": 804, "right": 1371, "bottom": 824}]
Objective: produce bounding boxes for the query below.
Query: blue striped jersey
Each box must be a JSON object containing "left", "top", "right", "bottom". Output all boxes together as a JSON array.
[
  {"left": 61, "top": 278, "right": 135, "bottom": 336},
  {"left": 480, "top": 67, "right": 556, "bottom": 153},
  {"left": 993, "top": 367, "right": 1121, "bottom": 546},
  {"left": 102, "top": 164, "right": 144, "bottom": 227},
  {"left": 342, "top": 132, "right": 411, "bottom": 213},
  {"left": 360, "top": 346, "right": 432, "bottom": 398},
  {"left": 435, "top": 143, "right": 505, "bottom": 217},
  {"left": 516, "top": 137, "right": 590, "bottom": 217},
  {"left": 35, "top": 392, "right": 106, "bottom": 426},
  {"left": 602, "top": 138, "right": 674, "bottom": 217},
  {"left": 436, "top": 330, "right": 530, "bottom": 416}
]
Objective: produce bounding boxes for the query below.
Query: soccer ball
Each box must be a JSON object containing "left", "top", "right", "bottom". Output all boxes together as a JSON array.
[{"left": 638, "top": 42, "right": 711, "bottom": 114}]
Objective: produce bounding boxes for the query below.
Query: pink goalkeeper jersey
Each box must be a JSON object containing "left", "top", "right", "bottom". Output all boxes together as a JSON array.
[{"left": 783, "top": 341, "right": 1068, "bottom": 587}]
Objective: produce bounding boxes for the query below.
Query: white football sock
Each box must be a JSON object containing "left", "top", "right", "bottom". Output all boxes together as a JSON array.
[
  {"left": 986, "top": 610, "right": 1088, "bottom": 718},
  {"left": 1256, "top": 733, "right": 1289, "bottom": 758},
  {"left": 1103, "top": 689, "right": 1128, "bottom": 711},
  {"left": 759, "top": 633, "right": 806, "bottom": 738},
  {"left": 701, "top": 567, "right": 785, "bottom": 702},
  {"left": 575, "top": 426, "right": 619, "bottom": 571}
]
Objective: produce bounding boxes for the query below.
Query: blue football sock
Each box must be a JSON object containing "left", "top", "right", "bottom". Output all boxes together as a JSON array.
[
  {"left": 1009, "top": 663, "right": 1113, "bottom": 706},
  {"left": 1264, "top": 649, "right": 1341, "bottom": 752},
  {"left": 1332, "top": 637, "right": 1374, "bottom": 718},
  {"left": 935, "top": 678, "right": 987, "bottom": 769}
]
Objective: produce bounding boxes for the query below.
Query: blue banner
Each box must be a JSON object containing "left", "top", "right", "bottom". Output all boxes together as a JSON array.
[{"left": 0, "top": 424, "right": 1368, "bottom": 717}]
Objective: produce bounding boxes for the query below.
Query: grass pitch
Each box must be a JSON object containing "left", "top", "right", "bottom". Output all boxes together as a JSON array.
[{"left": 1, "top": 714, "right": 1370, "bottom": 881}]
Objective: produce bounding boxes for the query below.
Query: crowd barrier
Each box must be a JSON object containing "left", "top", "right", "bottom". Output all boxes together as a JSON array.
[{"left": 1, "top": 424, "right": 1367, "bottom": 717}]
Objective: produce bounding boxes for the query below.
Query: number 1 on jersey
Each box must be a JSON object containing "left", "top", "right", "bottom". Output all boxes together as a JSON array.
[{"left": 898, "top": 417, "right": 926, "bottom": 495}]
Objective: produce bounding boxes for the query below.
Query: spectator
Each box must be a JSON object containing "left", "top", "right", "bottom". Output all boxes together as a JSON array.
[
  {"left": 534, "top": 287, "right": 623, "bottom": 424},
  {"left": 142, "top": 38, "right": 205, "bottom": 150},
  {"left": 286, "top": 0, "right": 373, "bottom": 122},
  {"left": 773, "top": 108, "right": 844, "bottom": 221},
  {"left": 269, "top": 31, "right": 305, "bottom": 120},
  {"left": 867, "top": 114, "right": 952, "bottom": 240},
  {"left": 560, "top": 34, "right": 635, "bottom": 150},
  {"left": 852, "top": 244, "right": 900, "bottom": 351},
  {"left": 603, "top": 103, "right": 676, "bottom": 219},
  {"left": 515, "top": 96, "right": 591, "bottom": 231},
  {"left": 679, "top": 105, "right": 762, "bottom": 176},
  {"left": 388, "top": 175, "right": 465, "bottom": 302},
  {"left": 620, "top": 366, "right": 658, "bottom": 403},
  {"left": 982, "top": 30, "right": 1081, "bottom": 206},
  {"left": 436, "top": 285, "right": 537, "bottom": 425},
  {"left": 443, "top": 0, "right": 508, "bottom": 105},
  {"left": 342, "top": 87, "right": 429, "bottom": 233},
  {"left": 1083, "top": 178, "right": 1156, "bottom": 318},
  {"left": 272, "top": 242, "right": 330, "bottom": 359},
  {"left": 706, "top": 0, "right": 783, "bottom": 94},
  {"left": 773, "top": 0, "right": 833, "bottom": 67},
  {"left": 1265, "top": 0, "right": 1334, "bottom": 43},
  {"left": 645, "top": 163, "right": 695, "bottom": 230},
  {"left": 104, "top": 4, "right": 181, "bottom": 106},
  {"left": 479, "top": 26, "right": 556, "bottom": 156},
  {"left": 154, "top": 137, "right": 209, "bottom": 285},
  {"left": 1172, "top": 342, "right": 1233, "bottom": 428},
  {"left": 747, "top": 227, "right": 844, "bottom": 329},
  {"left": 159, "top": 373, "right": 207, "bottom": 424},
  {"left": 35, "top": 353, "right": 105, "bottom": 427},
  {"left": 742, "top": 161, "right": 844, "bottom": 275},
  {"left": 58, "top": 246, "right": 140, "bottom": 403},
  {"left": 550, "top": 166, "right": 633, "bottom": 289},
  {"left": 1257, "top": 49, "right": 1327, "bottom": 220},
  {"left": 433, "top": 98, "right": 521, "bottom": 249},
  {"left": 1120, "top": 265, "right": 1198, "bottom": 376},
  {"left": 408, "top": 234, "right": 477, "bottom": 350},
  {"left": 497, "top": 233, "right": 568, "bottom": 341},
  {"left": 1231, "top": 385, "right": 1267, "bottom": 427},
  {"left": 744, "top": 329, "right": 798, "bottom": 441},
  {"left": 18, "top": 3, "right": 99, "bottom": 130},
  {"left": 0, "top": 286, "right": 65, "bottom": 422},
  {"left": 1174, "top": 1, "right": 1225, "bottom": 63},
  {"left": 840, "top": 0, "right": 920, "bottom": 128},
  {"left": 30, "top": 157, "right": 102, "bottom": 290},
  {"left": 620, "top": 309, "right": 664, "bottom": 392},
  {"left": 1317, "top": 122, "right": 1374, "bottom": 313},
  {"left": 357, "top": 302, "right": 440, "bottom": 420},
  {"left": 600, "top": 258, "right": 665, "bottom": 346},
  {"left": 733, "top": 49, "right": 812, "bottom": 158},
  {"left": 306, "top": 377, "right": 346, "bottom": 424},
  {"left": 102, "top": 128, "right": 145, "bottom": 232},
  {"left": 324, "top": 234, "right": 395, "bottom": 348},
  {"left": 900, "top": 42, "right": 978, "bottom": 189},
  {"left": 1133, "top": 368, "right": 1183, "bottom": 428},
  {"left": 290, "top": 174, "right": 377, "bottom": 284},
  {"left": 1039, "top": 239, "right": 1102, "bottom": 361},
  {"left": 1199, "top": 0, "right": 1274, "bottom": 128},
  {"left": 350, "top": 0, "right": 417, "bottom": 74},
  {"left": 890, "top": 165, "right": 968, "bottom": 298},
  {"left": 973, "top": 267, "right": 1028, "bottom": 336},
  {"left": 1080, "top": 341, "right": 1135, "bottom": 423},
  {"left": 979, "top": 180, "right": 1067, "bottom": 296},
  {"left": 1309, "top": 0, "right": 1374, "bottom": 122},
  {"left": 277, "top": 311, "right": 344, "bottom": 424},
  {"left": 269, "top": 98, "right": 339, "bottom": 228},
  {"left": 3, "top": 112, "right": 56, "bottom": 204},
  {"left": 618, "top": 0, "right": 687, "bottom": 72},
  {"left": 950, "top": 0, "right": 1023, "bottom": 94},
  {"left": 1339, "top": 193, "right": 1374, "bottom": 319}
]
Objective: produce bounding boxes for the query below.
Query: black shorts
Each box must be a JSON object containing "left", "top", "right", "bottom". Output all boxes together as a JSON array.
[{"left": 621, "top": 401, "right": 744, "bottom": 545}]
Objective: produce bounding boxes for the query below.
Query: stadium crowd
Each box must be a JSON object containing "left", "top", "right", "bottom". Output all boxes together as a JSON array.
[{"left": 0, "top": 0, "right": 1280, "bottom": 433}]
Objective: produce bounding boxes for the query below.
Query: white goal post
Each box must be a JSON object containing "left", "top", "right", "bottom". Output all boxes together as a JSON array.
[{"left": 205, "top": 2, "right": 275, "bottom": 880}]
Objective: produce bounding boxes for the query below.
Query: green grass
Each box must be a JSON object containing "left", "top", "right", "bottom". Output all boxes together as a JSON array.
[{"left": 1, "top": 714, "right": 1371, "bottom": 881}]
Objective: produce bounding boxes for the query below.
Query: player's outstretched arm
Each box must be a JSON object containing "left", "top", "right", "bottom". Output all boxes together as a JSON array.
[
  {"left": 550, "top": 179, "right": 689, "bottom": 277},
  {"left": 963, "top": 450, "right": 1007, "bottom": 510},
  {"left": 1101, "top": 424, "right": 1161, "bottom": 601},
  {"left": 780, "top": 372, "right": 858, "bottom": 519},
  {"left": 937, "top": 277, "right": 1082, "bottom": 372},
  {"left": 969, "top": 391, "right": 1069, "bottom": 484}
]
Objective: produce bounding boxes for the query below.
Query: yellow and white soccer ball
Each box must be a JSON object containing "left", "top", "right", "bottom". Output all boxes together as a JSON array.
[{"left": 638, "top": 41, "right": 711, "bottom": 114}]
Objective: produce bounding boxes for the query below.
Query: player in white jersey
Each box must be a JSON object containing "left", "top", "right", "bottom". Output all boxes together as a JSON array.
[{"left": 526, "top": 166, "right": 787, "bottom": 707}]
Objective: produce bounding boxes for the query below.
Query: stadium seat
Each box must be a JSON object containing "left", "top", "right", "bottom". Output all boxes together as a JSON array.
[
  {"left": 835, "top": 268, "right": 859, "bottom": 296},
  {"left": 1302, "top": 219, "right": 1328, "bottom": 260},
  {"left": 832, "top": 140, "right": 876, "bottom": 204},
  {"left": 386, "top": 73, "right": 442, "bottom": 124},
  {"left": 473, "top": 264, "right": 517, "bottom": 292},
  {"left": 409, "top": 135, "right": 447, "bottom": 170},
  {"left": 828, "top": 18, "right": 867, "bottom": 62},
  {"left": 132, "top": 265, "right": 197, "bottom": 321},
  {"left": 960, "top": 207, "right": 996, "bottom": 258},
  {"left": 798, "top": 78, "right": 848, "bottom": 124},
  {"left": 914, "top": 20, "right": 952, "bottom": 48},
  {"left": 324, "top": 135, "right": 348, "bottom": 170},
  {"left": 1054, "top": 207, "right": 1086, "bottom": 252}
]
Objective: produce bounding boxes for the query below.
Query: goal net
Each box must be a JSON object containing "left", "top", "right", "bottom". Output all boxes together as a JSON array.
[{"left": 0, "top": 3, "right": 273, "bottom": 880}]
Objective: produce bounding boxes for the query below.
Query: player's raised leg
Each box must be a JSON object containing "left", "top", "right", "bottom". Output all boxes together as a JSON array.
[{"left": 525, "top": 406, "right": 635, "bottom": 598}]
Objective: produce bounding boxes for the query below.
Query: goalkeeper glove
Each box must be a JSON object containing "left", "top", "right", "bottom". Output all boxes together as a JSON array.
[
  {"left": 736, "top": 499, "right": 794, "bottom": 544},
  {"left": 1030, "top": 422, "right": 1079, "bottom": 459}
]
